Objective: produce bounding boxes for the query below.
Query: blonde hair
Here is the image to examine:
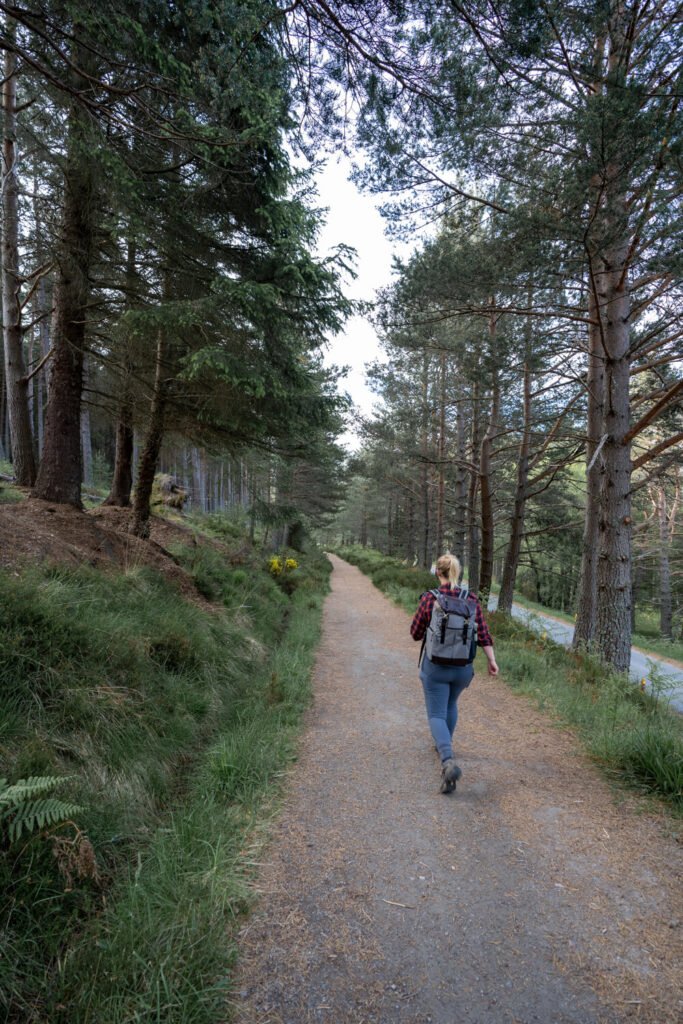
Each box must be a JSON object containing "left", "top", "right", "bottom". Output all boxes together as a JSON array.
[{"left": 436, "top": 553, "right": 461, "bottom": 586}]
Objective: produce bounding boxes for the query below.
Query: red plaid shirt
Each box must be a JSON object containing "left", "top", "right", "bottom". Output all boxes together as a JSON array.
[{"left": 410, "top": 585, "right": 493, "bottom": 648}]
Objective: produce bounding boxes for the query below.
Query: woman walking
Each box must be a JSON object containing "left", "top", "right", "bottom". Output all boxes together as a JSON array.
[{"left": 410, "top": 553, "right": 498, "bottom": 793}]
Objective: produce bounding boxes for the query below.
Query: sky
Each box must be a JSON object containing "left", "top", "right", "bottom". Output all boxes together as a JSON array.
[{"left": 313, "top": 155, "right": 401, "bottom": 448}]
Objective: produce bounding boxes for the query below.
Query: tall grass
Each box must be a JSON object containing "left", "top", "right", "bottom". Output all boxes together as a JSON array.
[
  {"left": 335, "top": 545, "right": 683, "bottom": 814},
  {"left": 0, "top": 527, "right": 331, "bottom": 1022}
]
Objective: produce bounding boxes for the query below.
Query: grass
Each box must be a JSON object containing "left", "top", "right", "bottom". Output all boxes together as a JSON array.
[
  {"left": 335, "top": 544, "right": 683, "bottom": 815},
  {"left": 0, "top": 457, "right": 23, "bottom": 504},
  {"left": 0, "top": 521, "right": 331, "bottom": 1022}
]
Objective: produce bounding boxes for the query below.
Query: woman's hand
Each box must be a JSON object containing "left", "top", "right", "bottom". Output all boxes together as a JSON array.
[{"left": 482, "top": 646, "right": 499, "bottom": 676}]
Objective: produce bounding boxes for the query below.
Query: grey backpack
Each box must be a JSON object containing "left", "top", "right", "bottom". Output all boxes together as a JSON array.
[{"left": 420, "top": 588, "right": 478, "bottom": 667}]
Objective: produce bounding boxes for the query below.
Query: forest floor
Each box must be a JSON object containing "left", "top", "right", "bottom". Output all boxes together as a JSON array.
[
  {"left": 0, "top": 495, "right": 223, "bottom": 604},
  {"left": 232, "top": 555, "right": 682, "bottom": 1024}
]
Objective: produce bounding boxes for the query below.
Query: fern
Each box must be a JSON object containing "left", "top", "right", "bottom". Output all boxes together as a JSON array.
[{"left": 0, "top": 776, "right": 82, "bottom": 843}]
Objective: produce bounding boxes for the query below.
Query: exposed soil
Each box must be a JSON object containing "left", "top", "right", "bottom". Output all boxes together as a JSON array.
[
  {"left": 232, "top": 555, "right": 683, "bottom": 1024},
  {"left": 0, "top": 496, "right": 215, "bottom": 606}
]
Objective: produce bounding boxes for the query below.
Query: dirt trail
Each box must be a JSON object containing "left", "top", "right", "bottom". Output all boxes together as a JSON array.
[{"left": 233, "top": 556, "right": 682, "bottom": 1024}]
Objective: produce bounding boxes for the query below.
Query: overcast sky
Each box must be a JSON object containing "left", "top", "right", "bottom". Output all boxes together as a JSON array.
[{"left": 313, "top": 156, "right": 400, "bottom": 448}]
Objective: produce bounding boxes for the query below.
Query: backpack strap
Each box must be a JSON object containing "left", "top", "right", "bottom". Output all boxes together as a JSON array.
[{"left": 418, "top": 590, "right": 440, "bottom": 665}]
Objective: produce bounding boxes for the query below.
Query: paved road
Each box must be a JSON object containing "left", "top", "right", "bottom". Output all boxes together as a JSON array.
[{"left": 488, "top": 595, "right": 683, "bottom": 714}]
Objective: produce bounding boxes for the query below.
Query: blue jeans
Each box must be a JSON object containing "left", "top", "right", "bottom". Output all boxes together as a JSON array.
[{"left": 419, "top": 659, "right": 474, "bottom": 762}]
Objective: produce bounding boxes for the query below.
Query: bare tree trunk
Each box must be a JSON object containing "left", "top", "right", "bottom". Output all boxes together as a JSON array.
[
  {"left": 573, "top": 286, "right": 604, "bottom": 648},
  {"left": 33, "top": 52, "right": 94, "bottom": 505},
  {"left": 33, "top": 161, "right": 50, "bottom": 457},
  {"left": 498, "top": 348, "right": 532, "bottom": 613},
  {"left": 656, "top": 487, "right": 672, "bottom": 639},
  {"left": 387, "top": 493, "right": 393, "bottom": 554},
  {"left": 201, "top": 448, "right": 208, "bottom": 511},
  {"left": 466, "top": 376, "right": 481, "bottom": 591},
  {"left": 104, "top": 237, "right": 137, "bottom": 506},
  {"left": 104, "top": 406, "right": 134, "bottom": 506},
  {"left": 406, "top": 493, "right": 415, "bottom": 560},
  {"left": 0, "top": 367, "right": 6, "bottom": 461},
  {"left": 2, "top": 31, "right": 36, "bottom": 485},
  {"left": 0, "top": 364, "right": 7, "bottom": 459},
  {"left": 434, "top": 350, "right": 446, "bottom": 556},
  {"left": 452, "top": 399, "right": 467, "bottom": 565},
  {"left": 131, "top": 330, "right": 167, "bottom": 538},
  {"left": 478, "top": 308, "right": 500, "bottom": 606},
  {"left": 420, "top": 350, "right": 432, "bottom": 566},
  {"left": 360, "top": 481, "right": 368, "bottom": 547},
  {"left": 80, "top": 356, "right": 94, "bottom": 488},
  {"left": 630, "top": 515, "right": 652, "bottom": 633},
  {"left": 191, "top": 447, "right": 202, "bottom": 509},
  {"left": 592, "top": 237, "right": 632, "bottom": 672}
]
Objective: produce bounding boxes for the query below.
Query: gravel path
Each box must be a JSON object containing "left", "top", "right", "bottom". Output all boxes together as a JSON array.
[{"left": 232, "top": 556, "right": 682, "bottom": 1024}]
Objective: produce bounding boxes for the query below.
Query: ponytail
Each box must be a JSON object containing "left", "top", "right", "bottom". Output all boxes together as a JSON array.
[{"left": 436, "top": 553, "right": 461, "bottom": 586}]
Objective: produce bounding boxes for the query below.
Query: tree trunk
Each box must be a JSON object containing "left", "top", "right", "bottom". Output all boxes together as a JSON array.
[
  {"left": 191, "top": 447, "right": 202, "bottom": 509},
  {"left": 104, "top": 237, "right": 136, "bottom": 506},
  {"left": 498, "top": 351, "right": 532, "bottom": 613},
  {"left": 80, "top": 357, "right": 94, "bottom": 488},
  {"left": 466, "top": 376, "right": 481, "bottom": 591},
  {"left": 452, "top": 399, "right": 467, "bottom": 565},
  {"left": 33, "top": 56, "right": 94, "bottom": 505},
  {"left": 33, "top": 161, "right": 51, "bottom": 456},
  {"left": 131, "top": 330, "right": 167, "bottom": 538},
  {"left": 2, "top": 32, "right": 36, "bottom": 485},
  {"left": 406, "top": 493, "right": 415, "bottom": 561},
  {"left": 478, "top": 308, "right": 500, "bottom": 606},
  {"left": 420, "top": 350, "right": 431, "bottom": 567},
  {"left": 573, "top": 286, "right": 604, "bottom": 648},
  {"left": 104, "top": 407, "right": 134, "bottom": 506},
  {"left": 592, "top": 237, "right": 633, "bottom": 673},
  {"left": 435, "top": 350, "right": 446, "bottom": 556},
  {"left": 657, "top": 487, "right": 672, "bottom": 639}
]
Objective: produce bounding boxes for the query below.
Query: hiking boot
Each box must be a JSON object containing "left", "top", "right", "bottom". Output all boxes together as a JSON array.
[{"left": 440, "top": 758, "right": 462, "bottom": 794}]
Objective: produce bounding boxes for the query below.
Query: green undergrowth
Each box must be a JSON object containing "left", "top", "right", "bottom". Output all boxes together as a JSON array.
[
  {"left": 0, "top": 519, "right": 331, "bottom": 1022},
  {"left": 0, "top": 460, "right": 23, "bottom": 503},
  {"left": 335, "top": 545, "right": 683, "bottom": 815},
  {"left": 334, "top": 544, "right": 435, "bottom": 612}
]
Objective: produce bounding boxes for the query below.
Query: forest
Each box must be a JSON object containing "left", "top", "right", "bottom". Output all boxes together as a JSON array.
[
  {"left": 1, "top": 0, "right": 680, "bottom": 675},
  {"left": 0, "top": 2, "right": 681, "bottom": 1021}
]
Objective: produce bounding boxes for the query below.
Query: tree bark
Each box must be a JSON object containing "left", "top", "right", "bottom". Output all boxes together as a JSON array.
[
  {"left": 478, "top": 308, "right": 500, "bottom": 606},
  {"left": 435, "top": 349, "right": 446, "bottom": 556},
  {"left": 104, "top": 237, "right": 136, "bottom": 506},
  {"left": 656, "top": 487, "right": 672, "bottom": 639},
  {"left": 466, "top": 376, "right": 481, "bottom": 591},
  {"left": 420, "top": 350, "right": 431, "bottom": 567},
  {"left": 131, "top": 330, "right": 167, "bottom": 538},
  {"left": 573, "top": 284, "right": 605, "bottom": 648},
  {"left": 80, "top": 357, "right": 94, "bottom": 488},
  {"left": 33, "top": 51, "right": 94, "bottom": 505},
  {"left": 191, "top": 446, "right": 202, "bottom": 509},
  {"left": 592, "top": 236, "right": 633, "bottom": 672},
  {"left": 2, "top": 30, "right": 36, "bottom": 485},
  {"left": 452, "top": 399, "right": 467, "bottom": 565},
  {"left": 498, "top": 349, "right": 532, "bottom": 613},
  {"left": 587, "top": 12, "right": 634, "bottom": 674},
  {"left": 104, "top": 407, "right": 134, "bottom": 506}
]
